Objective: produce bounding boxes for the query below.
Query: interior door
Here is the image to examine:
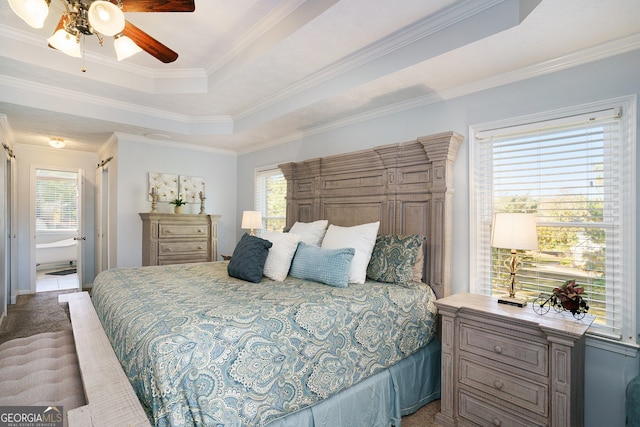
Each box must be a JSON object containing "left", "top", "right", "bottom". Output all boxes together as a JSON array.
[
  {"left": 32, "top": 167, "right": 83, "bottom": 292},
  {"left": 74, "top": 169, "right": 83, "bottom": 290}
]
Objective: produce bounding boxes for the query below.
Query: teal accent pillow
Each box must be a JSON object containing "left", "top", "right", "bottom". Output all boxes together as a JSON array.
[
  {"left": 227, "top": 233, "right": 273, "bottom": 283},
  {"left": 289, "top": 242, "right": 355, "bottom": 287},
  {"left": 366, "top": 235, "right": 424, "bottom": 285}
]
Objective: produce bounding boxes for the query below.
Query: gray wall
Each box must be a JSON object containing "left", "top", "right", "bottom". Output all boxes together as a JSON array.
[
  {"left": 12, "top": 145, "right": 98, "bottom": 295},
  {"left": 236, "top": 49, "right": 640, "bottom": 426},
  {"left": 112, "top": 135, "right": 238, "bottom": 267}
]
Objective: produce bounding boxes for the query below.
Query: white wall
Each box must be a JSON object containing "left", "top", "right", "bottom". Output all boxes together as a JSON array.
[
  {"left": 112, "top": 135, "right": 238, "bottom": 267},
  {"left": 13, "top": 144, "right": 98, "bottom": 295},
  {"left": 236, "top": 49, "right": 640, "bottom": 426}
]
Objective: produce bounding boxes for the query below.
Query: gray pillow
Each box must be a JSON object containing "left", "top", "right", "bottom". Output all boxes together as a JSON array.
[{"left": 227, "top": 233, "right": 273, "bottom": 283}]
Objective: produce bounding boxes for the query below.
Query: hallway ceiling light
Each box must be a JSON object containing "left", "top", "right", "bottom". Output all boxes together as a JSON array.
[{"left": 49, "top": 137, "right": 65, "bottom": 148}]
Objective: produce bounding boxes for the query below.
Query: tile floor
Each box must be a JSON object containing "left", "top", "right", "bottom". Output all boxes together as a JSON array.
[{"left": 36, "top": 268, "right": 79, "bottom": 292}]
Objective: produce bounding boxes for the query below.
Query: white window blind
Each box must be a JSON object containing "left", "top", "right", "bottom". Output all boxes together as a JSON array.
[
  {"left": 471, "top": 98, "right": 636, "bottom": 342},
  {"left": 35, "top": 169, "right": 78, "bottom": 231},
  {"left": 255, "top": 167, "right": 287, "bottom": 233}
]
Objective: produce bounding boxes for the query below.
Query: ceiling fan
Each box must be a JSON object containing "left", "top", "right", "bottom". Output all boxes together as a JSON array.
[{"left": 8, "top": 0, "right": 195, "bottom": 65}]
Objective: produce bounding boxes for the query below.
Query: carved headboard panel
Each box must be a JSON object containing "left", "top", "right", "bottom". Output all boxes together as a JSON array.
[{"left": 278, "top": 131, "right": 462, "bottom": 299}]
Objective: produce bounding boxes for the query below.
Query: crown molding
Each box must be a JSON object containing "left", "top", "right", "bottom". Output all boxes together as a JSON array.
[
  {"left": 98, "top": 133, "right": 118, "bottom": 157},
  {"left": 114, "top": 132, "right": 236, "bottom": 156},
  {"left": 0, "top": 74, "right": 233, "bottom": 135},
  {"left": 0, "top": 114, "right": 15, "bottom": 147},
  {"left": 233, "top": 0, "right": 503, "bottom": 122},
  {"left": 238, "top": 34, "right": 640, "bottom": 154},
  {"left": 205, "top": 0, "right": 308, "bottom": 76}
]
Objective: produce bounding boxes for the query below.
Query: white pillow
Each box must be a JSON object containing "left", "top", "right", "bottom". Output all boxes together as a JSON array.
[
  {"left": 321, "top": 221, "right": 380, "bottom": 284},
  {"left": 289, "top": 220, "right": 329, "bottom": 246},
  {"left": 262, "top": 231, "right": 301, "bottom": 281}
]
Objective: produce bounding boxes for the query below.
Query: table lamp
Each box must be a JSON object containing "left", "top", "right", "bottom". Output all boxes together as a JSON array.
[
  {"left": 491, "top": 212, "right": 538, "bottom": 307},
  {"left": 241, "top": 211, "right": 262, "bottom": 236}
]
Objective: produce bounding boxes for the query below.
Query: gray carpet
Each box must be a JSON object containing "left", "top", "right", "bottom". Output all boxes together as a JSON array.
[
  {"left": 0, "top": 290, "right": 74, "bottom": 345},
  {"left": 0, "top": 290, "right": 442, "bottom": 426}
]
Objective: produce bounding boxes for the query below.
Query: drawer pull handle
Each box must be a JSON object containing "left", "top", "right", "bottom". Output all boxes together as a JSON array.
[
  {"left": 493, "top": 380, "right": 503, "bottom": 390},
  {"left": 165, "top": 248, "right": 171, "bottom": 252},
  {"left": 166, "top": 229, "right": 172, "bottom": 234},
  {"left": 198, "top": 246, "right": 204, "bottom": 250},
  {"left": 492, "top": 418, "right": 502, "bottom": 426},
  {"left": 494, "top": 345, "right": 503, "bottom": 354},
  {"left": 198, "top": 229, "right": 203, "bottom": 233}
]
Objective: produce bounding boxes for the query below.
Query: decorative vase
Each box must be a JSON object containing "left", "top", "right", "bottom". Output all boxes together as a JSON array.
[{"left": 174, "top": 205, "right": 184, "bottom": 214}]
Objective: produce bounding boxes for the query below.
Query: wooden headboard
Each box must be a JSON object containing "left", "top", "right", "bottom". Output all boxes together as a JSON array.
[{"left": 278, "top": 131, "right": 462, "bottom": 299}]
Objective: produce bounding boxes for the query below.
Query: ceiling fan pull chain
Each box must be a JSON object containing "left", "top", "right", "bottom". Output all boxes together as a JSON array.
[{"left": 81, "top": 36, "right": 86, "bottom": 73}]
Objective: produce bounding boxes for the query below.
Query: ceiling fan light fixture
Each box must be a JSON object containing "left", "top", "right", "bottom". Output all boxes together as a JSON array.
[
  {"left": 88, "top": 1, "right": 125, "bottom": 37},
  {"left": 114, "top": 34, "right": 142, "bottom": 61},
  {"left": 47, "top": 28, "right": 81, "bottom": 58},
  {"left": 8, "top": 0, "right": 49, "bottom": 29}
]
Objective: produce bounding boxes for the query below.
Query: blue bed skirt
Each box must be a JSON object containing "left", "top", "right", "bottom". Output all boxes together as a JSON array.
[{"left": 265, "top": 338, "right": 441, "bottom": 427}]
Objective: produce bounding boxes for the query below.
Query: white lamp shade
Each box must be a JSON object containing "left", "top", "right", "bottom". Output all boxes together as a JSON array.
[
  {"left": 47, "top": 29, "right": 82, "bottom": 58},
  {"left": 114, "top": 35, "right": 142, "bottom": 61},
  {"left": 88, "top": 1, "right": 125, "bottom": 36},
  {"left": 491, "top": 213, "right": 538, "bottom": 250},
  {"left": 8, "top": 0, "right": 49, "bottom": 28},
  {"left": 241, "top": 211, "right": 262, "bottom": 230}
]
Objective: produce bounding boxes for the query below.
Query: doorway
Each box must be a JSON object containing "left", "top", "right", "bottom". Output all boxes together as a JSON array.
[{"left": 32, "top": 167, "right": 83, "bottom": 293}]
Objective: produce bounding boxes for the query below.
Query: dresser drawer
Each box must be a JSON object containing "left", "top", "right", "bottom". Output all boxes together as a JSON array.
[
  {"left": 459, "top": 390, "right": 546, "bottom": 427},
  {"left": 460, "top": 322, "right": 548, "bottom": 376},
  {"left": 159, "top": 223, "right": 210, "bottom": 238},
  {"left": 158, "top": 240, "right": 209, "bottom": 256},
  {"left": 459, "top": 357, "right": 548, "bottom": 417},
  {"left": 157, "top": 255, "right": 210, "bottom": 265}
]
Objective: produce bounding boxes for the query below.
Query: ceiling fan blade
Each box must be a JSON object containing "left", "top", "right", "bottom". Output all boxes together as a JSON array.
[
  {"left": 123, "top": 21, "right": 178, "bottom": 63},
  {"left": 121, "top": 0, "right": 195, "bottom": 13}
]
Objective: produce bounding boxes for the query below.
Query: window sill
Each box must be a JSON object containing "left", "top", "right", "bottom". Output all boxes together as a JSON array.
[{"left": 586, "top": 333, "right": 639, "bottom": 356}]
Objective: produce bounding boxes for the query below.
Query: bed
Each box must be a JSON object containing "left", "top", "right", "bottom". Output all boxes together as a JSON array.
[
  {"left": 92, "top": 262, "right": 440, "bottom": 426},
  {"left": 69, "top": 131, "right": 462, "bottom": 426}
]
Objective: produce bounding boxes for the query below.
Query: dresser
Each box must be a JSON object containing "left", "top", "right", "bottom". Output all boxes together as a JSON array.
[
  {"left": 140, "top": 213, "right": 221, "bottom": 266},
  {"left": 435, "top": 293, "right": 593, "bottom": 427}
]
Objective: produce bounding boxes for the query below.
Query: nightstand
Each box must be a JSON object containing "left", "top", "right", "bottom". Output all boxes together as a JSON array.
[{"left": 435, "top": 293, "right": 594, "bottom": 427}]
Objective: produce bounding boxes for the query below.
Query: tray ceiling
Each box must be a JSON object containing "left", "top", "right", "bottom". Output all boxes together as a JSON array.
[{"left": 0, "top": 0, "right": 638, "bottom": 153}]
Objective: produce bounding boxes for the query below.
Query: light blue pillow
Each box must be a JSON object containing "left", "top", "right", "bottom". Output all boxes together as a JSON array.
[{"left": 289, "top": 242, "right": 355, "bottom": 287}]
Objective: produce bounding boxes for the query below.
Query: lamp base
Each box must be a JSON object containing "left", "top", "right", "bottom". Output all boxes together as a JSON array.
[{"left": 498, "top": 296, "right": 527, "bottom": 307}]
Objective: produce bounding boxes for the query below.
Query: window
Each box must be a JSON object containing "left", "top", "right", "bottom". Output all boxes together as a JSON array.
[
  {"left": 255, "top": 167, "right": 287, "bottom": 233},
  {"left": 35, "top": 169, "right": 79, "bottom": 231},
  {"left": 470, "top": 96, "right": 636, "bottom": 343}
]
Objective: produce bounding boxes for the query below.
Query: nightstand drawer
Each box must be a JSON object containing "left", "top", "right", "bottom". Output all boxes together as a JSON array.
[
  {"left": 159, "top": 224, "right": 210, "bottom": 238},
  {"left": 459, "top": 391, "right": 546, "bottom": 427},
  {"left": 459, "top": 357, "right": 548, "bottom": 417},
  {"left": 460, "top": 322, "right": 548, "bottom": 376},
  {"left": 159, "top": 240, "right": 208, "bottom": 256}
]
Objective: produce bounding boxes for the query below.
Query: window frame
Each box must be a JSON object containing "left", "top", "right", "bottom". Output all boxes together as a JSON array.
[
  {"left": 469, "top": 95, "right": 636, "bottom": 345},
  {"left": 254, "top": 165, "right": 287, "bottom": 234},
  {"left": 35, "top": 168, "right": 79, "bottom": 232}
]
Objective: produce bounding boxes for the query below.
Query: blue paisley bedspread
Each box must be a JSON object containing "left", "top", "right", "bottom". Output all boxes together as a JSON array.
[{"left": 91, "top": 261, "right": 438, "bottom": 427}]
